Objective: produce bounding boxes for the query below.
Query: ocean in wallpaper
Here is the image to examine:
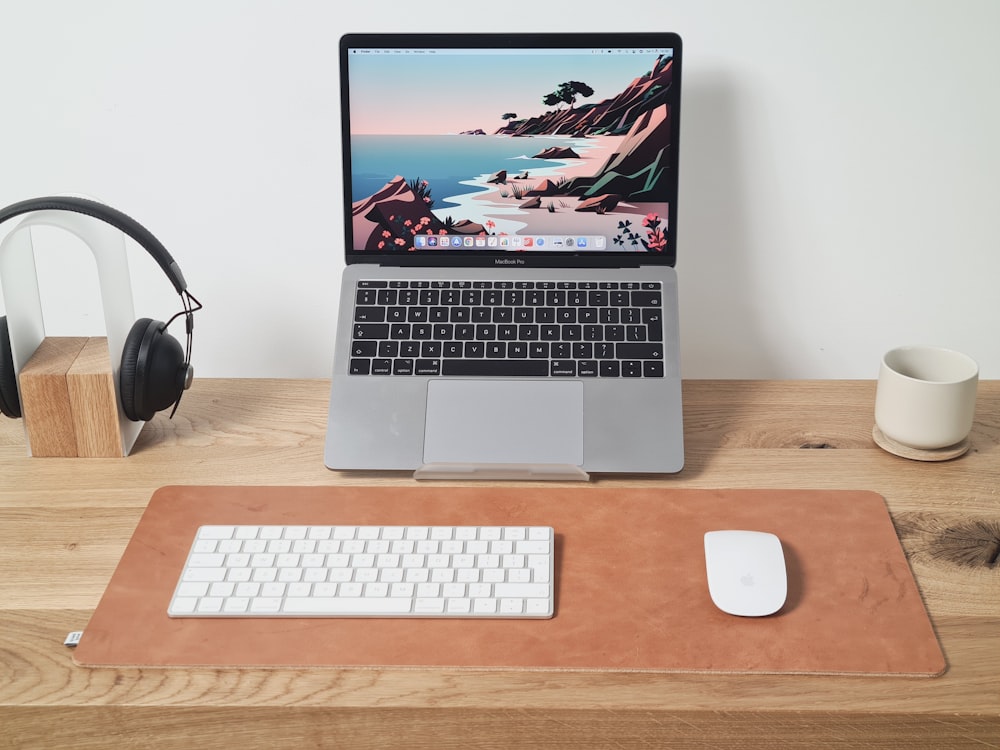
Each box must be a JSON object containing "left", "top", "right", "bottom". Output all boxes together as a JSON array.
[{"left": 350, "top": 134, "right": 597, "bottom": 210}]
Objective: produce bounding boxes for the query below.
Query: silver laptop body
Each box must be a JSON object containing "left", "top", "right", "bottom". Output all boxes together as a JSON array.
[{"left": 326, "top": 33, "right": 684, "bottom": 476}]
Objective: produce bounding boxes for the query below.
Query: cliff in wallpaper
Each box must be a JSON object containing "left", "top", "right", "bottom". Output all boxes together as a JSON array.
[{"left": 496, "top": 54, "right": 673, "bottom": 138}]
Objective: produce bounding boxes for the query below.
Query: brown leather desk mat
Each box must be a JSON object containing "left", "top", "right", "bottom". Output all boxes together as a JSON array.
[{"left": 74, "top": 485, "right": 945, "bottom": 676}]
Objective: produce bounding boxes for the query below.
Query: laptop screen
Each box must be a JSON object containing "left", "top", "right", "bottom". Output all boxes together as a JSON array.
[{"left": 340, "top": 33, "right": 681, "bottom": 267}]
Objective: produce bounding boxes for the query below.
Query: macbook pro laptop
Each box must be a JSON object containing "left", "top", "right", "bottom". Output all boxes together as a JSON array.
[{"left": 325, "top": 32, "right": 684, "bottom": 476}]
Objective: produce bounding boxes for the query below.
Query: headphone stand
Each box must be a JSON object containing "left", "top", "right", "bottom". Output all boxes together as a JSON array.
[{"left": 0, "top": 210, "right": 144, "bottom": 456}]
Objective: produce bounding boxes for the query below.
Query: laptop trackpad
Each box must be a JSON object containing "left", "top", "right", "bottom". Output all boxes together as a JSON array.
[{"left": 423, "top": 380, "right": 584, "bottom": 466}]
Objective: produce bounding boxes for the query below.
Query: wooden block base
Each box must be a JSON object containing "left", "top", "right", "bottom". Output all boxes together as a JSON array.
[{"left": 19, "top": 336, "right": 123, "bottom": 457}]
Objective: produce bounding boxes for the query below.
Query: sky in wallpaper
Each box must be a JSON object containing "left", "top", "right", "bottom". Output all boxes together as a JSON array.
[{"left": 347, "top": 48, "right": 673, "bottom": 136}]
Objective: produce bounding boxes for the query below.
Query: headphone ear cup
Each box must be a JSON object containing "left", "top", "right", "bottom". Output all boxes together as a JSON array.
[
  {"left": 120, "top": 318, "right": 186, "bottom": 422},
  {"left": 0, "top": 317, "right": 22, "bottom": 418}
]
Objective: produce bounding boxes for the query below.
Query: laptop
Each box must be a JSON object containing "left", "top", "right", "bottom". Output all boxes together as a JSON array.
[{"left": 325, "top": 32, "right": 684, "bottom": 477}]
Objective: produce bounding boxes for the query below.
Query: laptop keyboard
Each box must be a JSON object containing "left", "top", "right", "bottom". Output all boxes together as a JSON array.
[{"left": 349, "top": 280, "right": 666, "bottom": 378}]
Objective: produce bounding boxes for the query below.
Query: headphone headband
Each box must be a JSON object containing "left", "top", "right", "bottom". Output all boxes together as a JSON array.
[{"left": 0, "top": 196, "right": 187, "bottom": 294}]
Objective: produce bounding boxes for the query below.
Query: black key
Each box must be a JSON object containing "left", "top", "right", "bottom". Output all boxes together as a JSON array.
[
  {"left": 471, "top": 307, "right": 491, "bottom": 323},
  {"left": 462, "top": 290, "right": 482, "bottom": 306},
  {"left": 415, "top": 359, "right": 441, "bottom": 376},
  {"left": 412, "top": 324, "right": 432, "bottom": 340},
  {"left": 578, "top": 308, "right": 598, "bottom": 324},
  {"left": 503, "top": 290, "right": 524, "bottom": 306},
  {"left": 600, "top": 361, "right": 621, "bottom": 377},
  {"left": 550, "top": 360, "right": 576, "bottom": 376},
  {"left": 573, "top": 342, "right": 593, "bottom": 359},
  {"left": 371, "top": 358, "right": 392, "bottom": 375},
  {"left": 546, "top": 291, "right": 567, "bottom": 306},
  {"left": 442, "top": 360, "right": 548, "bottom": 377},
  {"left": 541, "top": 325, "right": 561, "bottom": 341},
  {"left": 443, "top": 342, "right": 463, "bottom": 358},
  {"left": 643, "top": 361, "right": 665, "bottom": 378},
  {"left": 349, "top": 359, "right": 371, "bottom": 375},
  {"left": 492, "top": 307, "right": 513, "bottom": 323},
  {"left": 441, "top": 290, "right": 461, "bottom": 305},
  {"left": 351, "top": 340, "right": 377, "bottom": 357},
  {"left": 643, "top": 309, "right": 664, "bottom": 342},
  {"left": 407, "top": 307, "right": 428, "bottom": 323},
  {"left": 377, "top": 289, "right": 398, "bottom": 305},
  {"left": 616, "top": 343, "right": 663, "bottom": 359},
  {"left": 393, "top": 359, "right": 415, "bottom": 375},
  {"left": 611, "top": 291, "right": 629, "bottom": 306},
  {"left": 476, "top": 324, "right": 497, "bottom": 340},
  {"left": 508, "top": 342, "right": 528, "bottom": 358},
  {"left": 529, "top": 342, "right": 549, "bottom": 358},
  {"left": 588, "top": 291, "right": 609, "bottom": 306},
  {"left": 568, "top": 290, "right": 587, "bottom": 306},
  {"left": 386, "top": 307, "right": 406, "bottom": 323},
  {"left": 429, "top": 307, "right": 449, "bottom": 322},
  {"left": 600, "top": 308, "right": 620, "bottom": 324},
  {"left": 450, "top": 307, "right": 471, "bottom": 323},
  {"left": 390, "top": 324, "right": 411, "bottom": 339},
  {"left": 535, "top": 308, "right": 556, "bottom": 324},
  {"left": 421, "top": 341, "right": 442, "bottom": 358},
  {"left": 358, "top": 280, "right": 387, "bottom": 288},
  {"left": 464, "top": 341, "right": 485, "bottom": 358},
  {"left": 484, "top": 289, "right": 503, "bottom": 306},
  {"left": 630, "top": 291, "right": 661, "bottom": 307},
  {"left": 419, "top": 289, "right": 440, "bottom": 305},
  {"left": 486, "top": 342, "right": 506, "bottom": 358},
  {"left": 400, "top": 341, "right": 420, "bottom": 358},
  {"left": 356, "top": 289, "right": 378, "bottom": 305},
  {"left": 526, "top": 290, "right": 546, "bottom": 306},
  {"left": 562, "top": 325, "right": 582, "bottom": 341},
  {"left": 551, "top": 343, "right": 571, "bottom": 360},
  {"left": 519, "top": 324, "right": 539, "bottom": 341},
  {"left": 514, "top": 308, "right": 533, "bottom": 324},
  {"left": 557, "top": 308, "right": 576, "bottom": 324},
  {"left": 378, "top": 341, "right": 399, "bottom": 358},
  {"left": 498, "top": 324, "right": 518, "bottom": 341},
  {"left": 433, "top": 324, "right": 454, "bottom": 340},
  {"left": 605, "top": 325, "right": 625, "bottom": 341},
  {"left": 595, "top": 342, "right": 615, "bottom": 360},
  {"left": 353, "top": 323, "right": 389, "bottom": 340},
  {"left": 389, "top": 280, "right": 408, "bottom": 288},
  {"left": 399, "top": 289, "right": 419, "bottom": 306},
  {"left": 578, "top": 360, "right": 599, "bottom": 377},
  {"left": 626, "top": 325, "right": 647, "bottom": 342},
  {"left": 454, "top": 324, "right": 475, "bottom": 340},
  {"left": 622, "top": 360, "right": 643, "bottom": 377},
  {"left": 583, "top": 325, "right": 603, "bottom": 342}
]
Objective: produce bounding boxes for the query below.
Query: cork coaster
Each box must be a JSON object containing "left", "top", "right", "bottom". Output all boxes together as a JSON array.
[{"left": 872, "top": 424, "right": 970, "bottom": 461}]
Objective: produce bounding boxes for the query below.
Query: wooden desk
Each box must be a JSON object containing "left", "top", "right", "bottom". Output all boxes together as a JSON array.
[{"left": 2, "top": 380, "right": 998, "bottom": 749}]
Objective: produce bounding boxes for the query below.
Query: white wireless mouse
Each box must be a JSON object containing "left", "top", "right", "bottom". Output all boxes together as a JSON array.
[{"left": 704, "top": 530, "right": 787, "bottom": 617}]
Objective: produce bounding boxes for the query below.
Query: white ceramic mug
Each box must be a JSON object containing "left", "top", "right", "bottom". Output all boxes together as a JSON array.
[{"left": 874, "top": 346, "right": 979, "bottom": 450}]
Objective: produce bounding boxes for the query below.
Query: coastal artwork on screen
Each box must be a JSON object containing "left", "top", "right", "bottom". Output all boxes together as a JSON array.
[{"left": 348, "top": 49, "right": 674, "bottom": 253}]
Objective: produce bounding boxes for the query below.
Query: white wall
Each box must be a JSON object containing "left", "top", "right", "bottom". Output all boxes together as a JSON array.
[{"left": 2, "top": 0, "right": 998, "bottom": 379}]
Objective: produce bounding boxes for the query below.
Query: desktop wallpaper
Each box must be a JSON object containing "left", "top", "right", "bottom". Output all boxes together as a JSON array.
[{"left": 346, "top": 47, "right": 675, "bottom": 254}]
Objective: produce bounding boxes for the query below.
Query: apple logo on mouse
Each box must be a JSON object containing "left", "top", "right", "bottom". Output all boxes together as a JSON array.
[{"left": 740, "top": 573, "right": 755, "bottom": 587}]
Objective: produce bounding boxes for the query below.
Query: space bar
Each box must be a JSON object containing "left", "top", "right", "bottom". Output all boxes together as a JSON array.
[
  {"left": 280, "top": 598, "right": 414, "bottom": 615},
  {"left": 441, "top": 360, "right": 548, "bottom": 376}
]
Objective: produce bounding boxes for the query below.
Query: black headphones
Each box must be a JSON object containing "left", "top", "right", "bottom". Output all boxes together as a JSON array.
[{"left": 0, "top": 196, "right": 201, "bottom": 422}]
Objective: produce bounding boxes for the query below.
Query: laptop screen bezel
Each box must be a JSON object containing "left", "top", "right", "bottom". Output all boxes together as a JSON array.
[{"left": 339, "top": 32, "right": 682, "bottom": 269}]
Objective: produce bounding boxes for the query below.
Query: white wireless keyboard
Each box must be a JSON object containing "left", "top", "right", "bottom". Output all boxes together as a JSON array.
[{"left": 168, "top": 524, "right": 554, "bottom": 618}]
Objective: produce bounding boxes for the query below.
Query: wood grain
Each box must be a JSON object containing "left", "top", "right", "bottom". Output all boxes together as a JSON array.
[{"left": 2, "top": 379, "right": 998, "bottom": 749}]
